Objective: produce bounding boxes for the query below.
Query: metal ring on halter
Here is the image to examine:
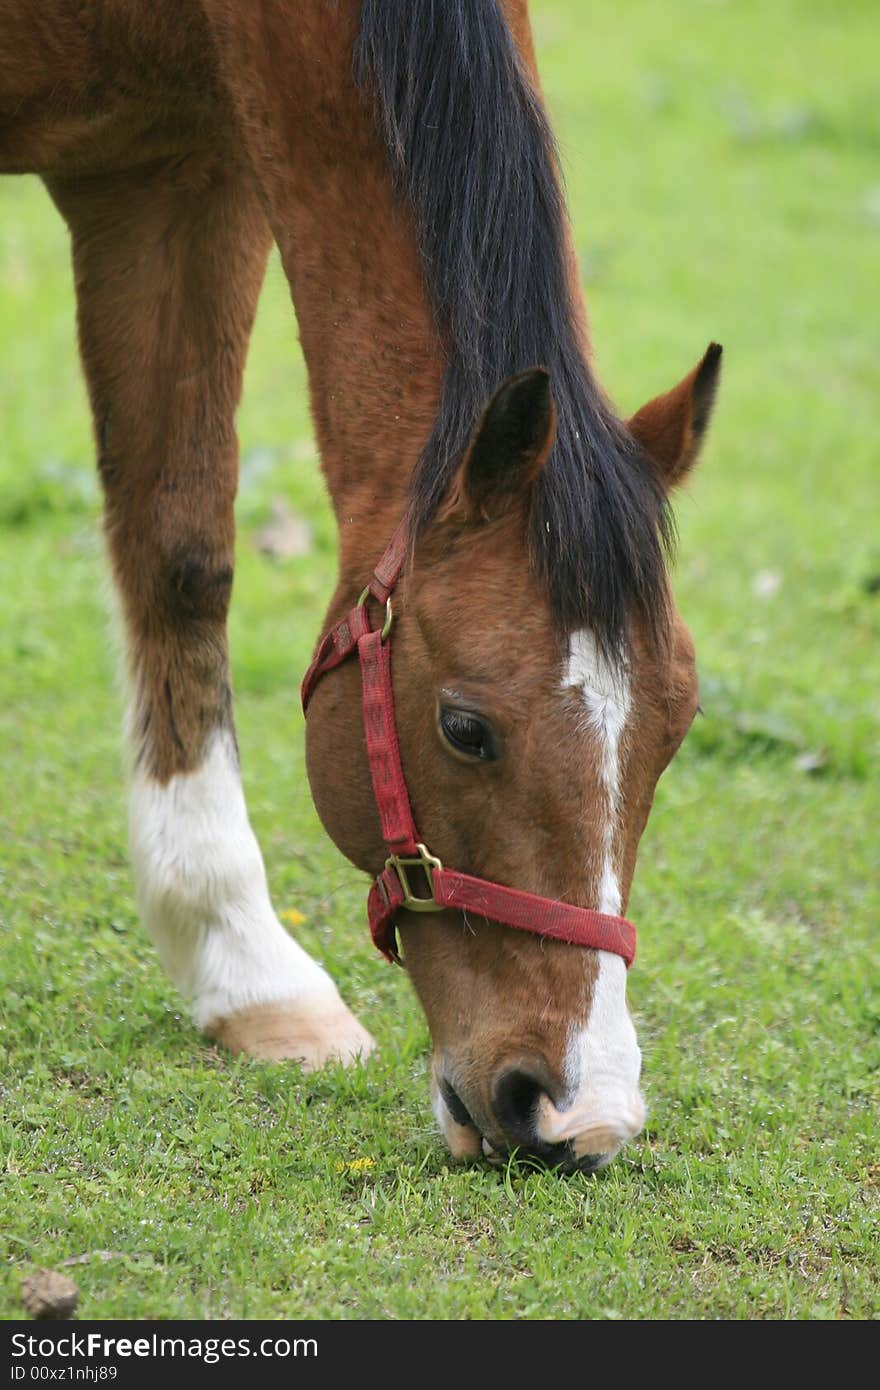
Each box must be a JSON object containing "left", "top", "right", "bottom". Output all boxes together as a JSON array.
[
  {"left": 357, "top": 586, "right": 394, "bottom": 642},
  {"left": 386, "top": 844, "right": 444, "bottom": 912}
]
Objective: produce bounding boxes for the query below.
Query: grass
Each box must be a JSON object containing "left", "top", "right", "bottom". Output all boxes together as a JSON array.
[{"left": 1, "top": 0, "right": 878, "bottom": 1320}]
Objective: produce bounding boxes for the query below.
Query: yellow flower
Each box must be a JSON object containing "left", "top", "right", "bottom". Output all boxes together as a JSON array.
[{"left": 335, "top": 1158, "right": 376, "bottom": 1174}]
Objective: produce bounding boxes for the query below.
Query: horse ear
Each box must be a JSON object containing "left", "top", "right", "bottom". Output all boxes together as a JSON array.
[
  {"left": 628, "top": 343, "right": 722, "bottom": 488},
  {"left": 451, "top": 369, "right": 556, "bottom": 522}
]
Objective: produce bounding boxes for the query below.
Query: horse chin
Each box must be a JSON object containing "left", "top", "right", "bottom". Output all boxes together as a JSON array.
[{"left": 431, "top": 1072, "right": 483, "bottom": 1159}]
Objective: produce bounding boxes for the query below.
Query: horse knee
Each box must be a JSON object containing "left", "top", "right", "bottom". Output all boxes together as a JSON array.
[{"left": 162, "top": 540, "right": 235, "bottom": 628}]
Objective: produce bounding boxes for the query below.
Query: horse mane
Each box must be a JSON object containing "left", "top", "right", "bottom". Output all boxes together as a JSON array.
[{"left": 354, "top": 0, "right": 673, "bottom": 653}]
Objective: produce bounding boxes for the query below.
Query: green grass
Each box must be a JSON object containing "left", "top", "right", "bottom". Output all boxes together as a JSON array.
[{"left": 1, "top": 0, "right": 878, "bottom": 1320}]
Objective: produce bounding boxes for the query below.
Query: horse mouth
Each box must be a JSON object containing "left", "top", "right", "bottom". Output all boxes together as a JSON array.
[
  {"left": 479, "top": 1132, "right": 612, "bottom": 1175},
  {"left": 437, "top": 1077, "right": 615, "bottom": 1174}
]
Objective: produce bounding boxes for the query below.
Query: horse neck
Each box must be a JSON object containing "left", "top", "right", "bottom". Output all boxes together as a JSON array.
[
  {"left": 283, "top": 166, "right": 440, "bottom": 589},
  {"left": 204, "top": 2, "right": 439, "bottom": 589},
  {"left": 206, "top": 0, "right": 584, "bottom": 592}
]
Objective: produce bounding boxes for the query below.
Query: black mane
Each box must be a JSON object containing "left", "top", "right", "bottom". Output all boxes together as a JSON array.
[{"left": 355, "top": 0, "right": 672, "bottom": 651}]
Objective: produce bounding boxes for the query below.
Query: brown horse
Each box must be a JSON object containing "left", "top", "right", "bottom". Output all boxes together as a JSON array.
[{"left": 2, "top": 0, "right": 720, "bottom": 1171}]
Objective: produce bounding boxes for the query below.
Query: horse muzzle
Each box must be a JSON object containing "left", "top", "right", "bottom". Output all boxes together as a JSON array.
[{"left": 434, "top": 1057, "right": 646, "bottom": 1174}]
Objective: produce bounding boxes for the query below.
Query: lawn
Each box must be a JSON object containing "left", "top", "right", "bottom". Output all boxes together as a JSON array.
[{"left": 1, "top": 0, "right": 878, "bottom": 1320}]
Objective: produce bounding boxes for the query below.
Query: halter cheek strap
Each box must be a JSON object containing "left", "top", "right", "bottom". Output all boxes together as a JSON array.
[{"left": 301, "top": 525, "right": 636, "bottom": 969}]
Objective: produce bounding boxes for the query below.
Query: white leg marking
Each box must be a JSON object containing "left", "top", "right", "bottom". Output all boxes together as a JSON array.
[{"left": 129, "top": 729, "right": 347, "bottom": 1032}]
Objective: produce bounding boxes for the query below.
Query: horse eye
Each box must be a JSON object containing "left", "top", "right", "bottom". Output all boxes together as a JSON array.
[{"left": 438, "top": 706, "right": 499, "bottom": 761}]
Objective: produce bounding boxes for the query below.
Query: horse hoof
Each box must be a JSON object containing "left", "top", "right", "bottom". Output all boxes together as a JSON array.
[{"left": 206, "top": 996, "right": 376, "bottom": 1069}]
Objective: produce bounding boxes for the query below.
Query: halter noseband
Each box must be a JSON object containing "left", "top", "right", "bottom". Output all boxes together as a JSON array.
[{"left": 301, "top": 524, "right": 636, "bottom": 968}]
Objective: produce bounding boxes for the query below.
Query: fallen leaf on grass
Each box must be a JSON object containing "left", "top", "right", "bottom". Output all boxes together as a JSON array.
[
  {"left": 733, "top": 710, "right": 805, "bottom": 753},
  {"left": 256, "top": 498, "right": 312, "bottom": 560},
  {"left": 794, "top": 749, "right": 829, "bottom": 774},
  {"left": 752, "top": 569, "right": 782, "bottom": 599}
]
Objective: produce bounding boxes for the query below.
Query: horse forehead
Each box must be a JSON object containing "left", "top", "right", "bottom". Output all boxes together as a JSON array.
[{"left": 561, "top": 628, "right": 631, "bottom": 724}]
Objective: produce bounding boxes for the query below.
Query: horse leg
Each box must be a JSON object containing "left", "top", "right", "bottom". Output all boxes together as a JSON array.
[{"left": 45, "top": 158, "right": 374, "bottom": 1067}]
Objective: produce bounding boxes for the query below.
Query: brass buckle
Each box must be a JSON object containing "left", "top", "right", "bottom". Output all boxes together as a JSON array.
[
  {"left": 357, "top": 586, "right": 394, "bottom": 642},
  {"left": 386, "top": 844, "right": 444, "bottom": 912}
]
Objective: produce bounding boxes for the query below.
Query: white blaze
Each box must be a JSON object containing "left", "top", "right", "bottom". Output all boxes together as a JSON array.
[
  {"left": 562, "top": 628, "right": 631, "bottom": 913},
  {"left": 554, "top": 630, "right": 644, "bottom": 1157},
  {"left": 536, "top": 952, "right": 645, "bottom": 1160}
]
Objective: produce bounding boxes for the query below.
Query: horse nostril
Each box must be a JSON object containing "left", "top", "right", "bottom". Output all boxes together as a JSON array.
[
  {"left": 440, "top": 1078, "right": 474, "bottom": 1129},
  {"left": 487, "top": 1066, "right": 627, "bottom": 1172},
  {"left": 492, "top": 1065, "right": 552, "bottom": 1149}
]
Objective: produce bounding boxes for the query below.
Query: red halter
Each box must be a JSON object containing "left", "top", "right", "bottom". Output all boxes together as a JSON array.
[{"left": 301, "top": 525, "right": 636, "bottom": 969}]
